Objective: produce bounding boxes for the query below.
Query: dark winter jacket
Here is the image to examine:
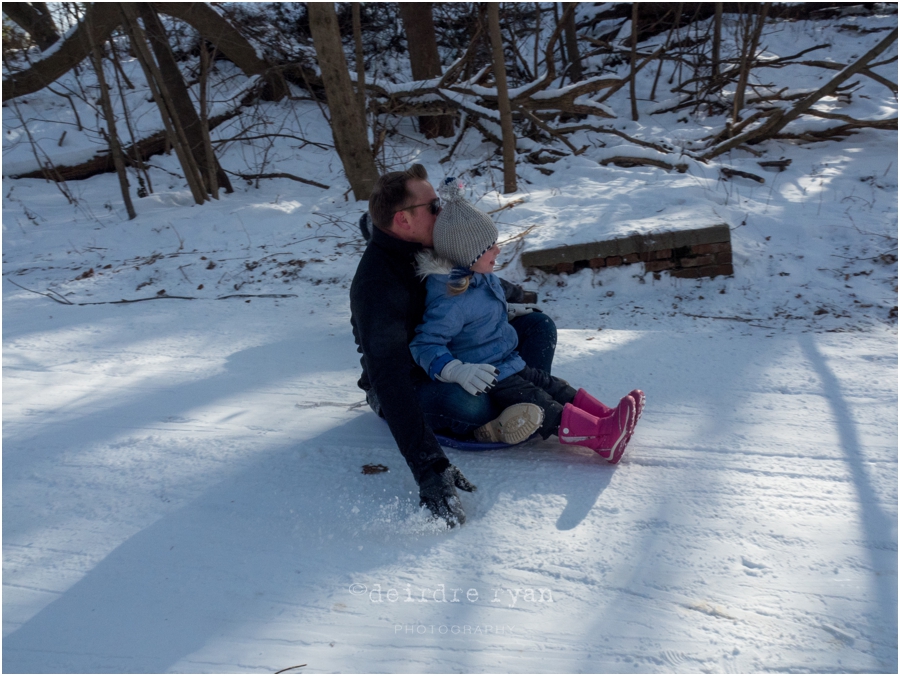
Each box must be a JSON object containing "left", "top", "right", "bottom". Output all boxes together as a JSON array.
[
  {"left": 351, "top": 215, "right": 528, "bottom": 485},
  {"left": 410, "top": 250, "right": 526, "bottom": 382},
  {"left": 350, "top": 223, "right": 446, "bottom": 485}
]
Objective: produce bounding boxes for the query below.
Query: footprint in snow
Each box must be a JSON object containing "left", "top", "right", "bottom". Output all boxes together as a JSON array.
[
  {"left": 662, "top": 649, "right": 688, "bottom": 666},
  {"left": 741, "top": 556, "right": 769, "bottom": 576}
]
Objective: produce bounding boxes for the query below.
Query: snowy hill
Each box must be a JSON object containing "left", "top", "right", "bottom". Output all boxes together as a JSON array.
[{"left": 3, "top": 5, "right": 897, "bottom": 673}]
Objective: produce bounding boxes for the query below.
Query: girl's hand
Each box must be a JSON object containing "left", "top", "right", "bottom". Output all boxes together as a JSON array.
[
  {"left": 507, "top": 303, "right": 543, "bottom": 321},
  {"left": 436, "top": 359, "right": 498, "bottom": 396}
]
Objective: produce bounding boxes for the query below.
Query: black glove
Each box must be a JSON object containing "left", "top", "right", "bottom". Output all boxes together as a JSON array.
[{"left": 419, "top": 463, "right": 477, "bottom": 528}]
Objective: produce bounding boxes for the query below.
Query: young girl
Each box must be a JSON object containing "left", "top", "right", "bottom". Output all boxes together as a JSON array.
[{"left": 410, "top": 179, "right": 644, "bottom": 463}]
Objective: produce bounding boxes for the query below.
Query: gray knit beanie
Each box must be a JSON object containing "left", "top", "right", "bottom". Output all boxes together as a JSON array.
[{"left": 433, "top": 178, "right": 498, "bottom": 268}]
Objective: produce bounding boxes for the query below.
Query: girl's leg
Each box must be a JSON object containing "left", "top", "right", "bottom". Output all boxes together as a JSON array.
[
  {"left": 489, "top": 373, "right": 565, "bottom": 439},
  {"left": 516, "top": 365, "right": 577, "bottom": 406},
  {"left": 511, "top": 311, "right": 556, "bottom": 374}
]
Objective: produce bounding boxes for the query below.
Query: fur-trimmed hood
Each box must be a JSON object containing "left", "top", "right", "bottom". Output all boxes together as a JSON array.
[{"left": 414, "top": 249, "right": 457, "bottom": 279}]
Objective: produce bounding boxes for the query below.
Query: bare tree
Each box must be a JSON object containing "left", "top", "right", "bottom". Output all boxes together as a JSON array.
[
  {"left": 732, "top": 3, "right": 770, "bottom": 123},
  {"left": 120, "top": 3, "right": 208, "bottom": 205},
  {"left": 307, "top": 2, "right": 378, "bottom": 201},
  {"left": 87, "top": 31, "right": 136, "bottom": 219},
  {"left": 351, "top": 3, "right": 366, "bottom": 123},
  {"left": 630, "top": 3, "right": 639, "bottom": 121},
  {"left": 487, "top": 3, "right": 516, "bottom": 193},
  {"left": 711, "top": 3, "right": 723, "bottom": 81},
  {"left": 137, "top": 3, "right": 232, "bottom": 195},
  {"left": 562, "top": 2, "right": 583, "bottom": 83},
  {"left": 398, "top": 3, "right": 455, "bottom": 138}
]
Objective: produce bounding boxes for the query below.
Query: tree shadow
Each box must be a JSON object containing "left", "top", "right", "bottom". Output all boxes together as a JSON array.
[
  {"left": 799, "top": 333, "right": 898, "bottom": 670},
  {"left": 2, "top": 415, "right": 440, "bottom": 673}
]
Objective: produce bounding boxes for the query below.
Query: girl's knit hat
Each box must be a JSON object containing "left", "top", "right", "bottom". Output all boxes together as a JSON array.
[{"left": 433, "top": 178, "right": 498, "bottom": 268}]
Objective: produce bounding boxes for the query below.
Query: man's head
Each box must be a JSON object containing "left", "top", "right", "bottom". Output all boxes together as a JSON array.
[{"left": 368, "top": 164, "right": 439, "bottom": 247}]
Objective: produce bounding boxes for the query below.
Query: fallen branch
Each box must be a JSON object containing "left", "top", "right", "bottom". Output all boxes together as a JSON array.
[
  {"left": 226, "top": 171, "right": 330, "bottom": 190},
  {"left": 721, "top": 167, "right": 765, "bottom": 183},
  {"left": 804, "top": 110, "right": 898, "bottom": 129},
  {"left": 9, "top": 102, "right": 248, "bottom": 182},
  {"left": 557, "top": 124, "right": 674, "bottom": 154},
  {"left": 702, "top": 27, "right": 898, "bottom": 159},
  {"left": 600, "top": 156, "right": 688, "bottom": 172},
  {"left": 215, "top": 293, "right": 299, "bottom": 299},
  {"left": 3, "top": 276, "right": 74, "bottom": 304},
  {"left": 486, "top": 198, "right": 525, "bottom": 215},
  {"left": 3, "top": 276, "right": 299, "bottom": 306},
  {"left": 757, "top": 158, "right": 792, "bottom": 171},
  {"left": 797, "top": 58, "right": 898, "bottom": 94}
]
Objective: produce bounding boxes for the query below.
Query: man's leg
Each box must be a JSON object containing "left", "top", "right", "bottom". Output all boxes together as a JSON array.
[
  {"left": 417, "top": 379, "right": 497, "bottom": 436},
  {"left": 511, "top": 311, "right": 556, "bottom": 374}
]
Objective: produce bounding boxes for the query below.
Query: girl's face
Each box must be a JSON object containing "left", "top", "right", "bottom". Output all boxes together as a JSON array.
[{"left": 470, "top": 244, "right": 500, "bottom": 274}]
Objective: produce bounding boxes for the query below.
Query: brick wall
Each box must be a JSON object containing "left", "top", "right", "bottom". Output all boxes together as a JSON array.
[{"left": 520, "top": 224, "right": 734, "bottom": 280}]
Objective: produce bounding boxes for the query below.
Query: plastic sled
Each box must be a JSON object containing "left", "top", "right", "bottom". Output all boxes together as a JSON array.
[
  {"left": 379, "top": 414, "right": 535, "bottom": 451},
  {"left": 434, "top": 431, "right": 538, "bottom": 452}
]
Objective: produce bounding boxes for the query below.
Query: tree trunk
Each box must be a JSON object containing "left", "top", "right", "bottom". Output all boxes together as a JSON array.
[
  {"left": 138, "top": 3, "right": 233, "bottom": 194},
  {"left": 352, "top": 3, "right": 367, "bottom": 124},
  {"left": 562, "top": 3, "right": 583, "bottom": 83},
  {"left": 711, "top": 2, "right": 723, "bottom": 81},
  {"left": 487, "top": 3, "right": 516, "bottom": 194},
  {"left": 398, "top": 3, "right": 455, "bottom": 138},
  {"left": 732, "top": 3, "right": 770, "bottom": 123},
  {"left": 120, "top": 3, "right": 208, "bottom": 205},
  {"left": 2, "top": 2, "right": 60, "bottom": 51},
  {"left": 307, "top": 2, "right": 378, "bottom": 201},
  {"left": 630, "top": 3, "right": 639, "bottom": 121},
  {"left": 199, "top": 42, "right": 219, "bottom": 199},
  {"left": 88, "top": 38, "right": 136, "bottom": 219}
]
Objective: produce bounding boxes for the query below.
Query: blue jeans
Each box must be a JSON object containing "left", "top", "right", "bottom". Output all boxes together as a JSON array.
[{"left": 417, "top": 311, "right": 558, "bottom": 436}]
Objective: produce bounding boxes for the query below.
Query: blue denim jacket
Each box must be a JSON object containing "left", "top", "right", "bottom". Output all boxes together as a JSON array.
[{"left": 410, "top": 251, "right": 526, "bottom": 382}]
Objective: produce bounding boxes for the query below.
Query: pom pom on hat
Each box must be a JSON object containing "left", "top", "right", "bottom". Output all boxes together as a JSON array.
[
  {"left": 439, "top": 176, "right": 466, "bottom": 201},
  {"left": 434, "top": 179, "right": 498, "bottom": 268}
]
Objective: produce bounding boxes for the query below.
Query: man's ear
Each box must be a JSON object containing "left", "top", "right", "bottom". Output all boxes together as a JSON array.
[{"left": 392, "top": 209, "right": 411, "bottom": 233}]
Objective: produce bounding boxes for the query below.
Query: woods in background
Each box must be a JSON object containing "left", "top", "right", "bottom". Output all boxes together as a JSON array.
[{"left": 2, "top": 2, "right": 897, "bottom": 212}]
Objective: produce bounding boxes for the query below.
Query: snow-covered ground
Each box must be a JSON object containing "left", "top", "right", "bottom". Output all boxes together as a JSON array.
[{"left": 3, "top": 7, "right": 898, "bottom": 674}]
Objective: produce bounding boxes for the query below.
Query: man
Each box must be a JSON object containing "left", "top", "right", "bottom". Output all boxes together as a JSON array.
[{"left": 350, "top": 164, "right": 556, "bottom": 527}]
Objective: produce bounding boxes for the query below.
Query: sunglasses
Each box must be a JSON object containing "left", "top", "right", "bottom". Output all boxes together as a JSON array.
[{"left": 396, "top": 198, "right": 442, "bottom": 216}]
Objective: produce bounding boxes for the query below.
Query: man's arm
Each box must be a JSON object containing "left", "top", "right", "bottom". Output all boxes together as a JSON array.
[{"left": 350, "top": 275, "right": 448, "bottom": 486}]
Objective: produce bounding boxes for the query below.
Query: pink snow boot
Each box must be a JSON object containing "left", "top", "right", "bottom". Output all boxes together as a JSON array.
[
  {"left": 573, "top": 388, "right": 645, "bottom": 449},
  {"left": 558, "top": 398, "right": 636, "bottom": 464},
  {"left": 572, "top": 388, "right": 613, "bottom": 418},
  {"left": 574, "top": 388, "right": 645, "bottom": 423}
]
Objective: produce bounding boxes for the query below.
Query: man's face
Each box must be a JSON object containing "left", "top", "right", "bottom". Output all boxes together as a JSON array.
[{"left": 395, "top": 179, "right": 439, "bottom": 247}]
